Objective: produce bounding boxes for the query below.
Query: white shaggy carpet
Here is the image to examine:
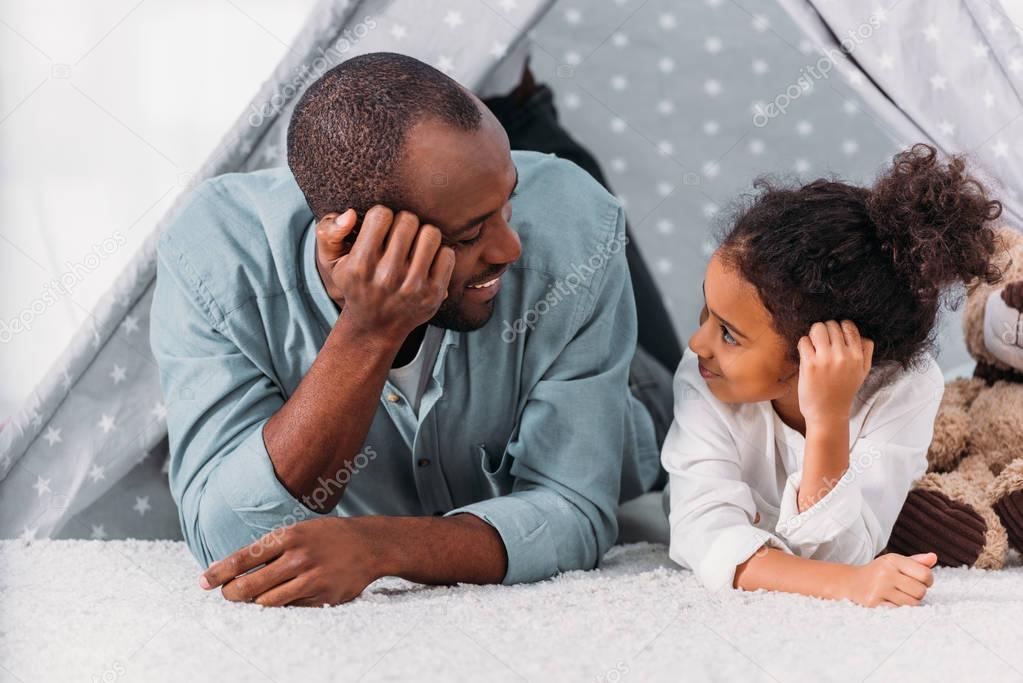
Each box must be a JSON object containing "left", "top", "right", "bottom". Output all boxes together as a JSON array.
[{"left": 2, "top": 540, "right": 1023, "bottom": 683}]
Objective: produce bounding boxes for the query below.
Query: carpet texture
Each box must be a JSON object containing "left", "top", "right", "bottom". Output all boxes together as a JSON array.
[{"left": 2, "top": 540, "right": 1022, "bottom": 683}]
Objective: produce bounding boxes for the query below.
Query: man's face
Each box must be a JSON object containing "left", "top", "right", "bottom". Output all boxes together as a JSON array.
[{"left": 398, "top": 108, "right": 522, "bottom": 331}]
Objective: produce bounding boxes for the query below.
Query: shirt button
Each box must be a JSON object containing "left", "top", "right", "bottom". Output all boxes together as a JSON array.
[
  {"left": 417, "top": 458, "right": 431, "bottom": 467},
  {"left": 387, "top": 393, "right": 400, "bottom": 403}
]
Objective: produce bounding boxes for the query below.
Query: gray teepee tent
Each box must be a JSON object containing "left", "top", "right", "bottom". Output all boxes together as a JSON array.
[{"left": 0, "top": 0, "right": 556, "bottom": 541}]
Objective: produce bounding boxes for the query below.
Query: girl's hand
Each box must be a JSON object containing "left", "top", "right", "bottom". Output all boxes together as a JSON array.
[
  {"left": 844, "top": 552, "right": 937, "bottom": 607},
  {"left": 797, "top": 320, "right": 874, "bottom": 426}
]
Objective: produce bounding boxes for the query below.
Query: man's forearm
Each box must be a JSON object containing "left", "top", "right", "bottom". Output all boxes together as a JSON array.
[
  {"left": 370, "top": 514, "right": 508, "bottom": 585},
  {"left": 263, "top": 315, "right": 402, "bottom": 511}
]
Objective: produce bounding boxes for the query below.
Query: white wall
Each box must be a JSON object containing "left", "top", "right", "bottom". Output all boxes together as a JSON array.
[{"left": 0, "top": 0, "right": 319, "bottom": 419}]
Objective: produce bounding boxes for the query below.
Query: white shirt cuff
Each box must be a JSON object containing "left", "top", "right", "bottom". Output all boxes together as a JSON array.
[
  {"left": 776, "top": 469, "right": 864, "bottom": 550},
  {"left": 692, "top": 526, "right": 790, "bottom": 593}
]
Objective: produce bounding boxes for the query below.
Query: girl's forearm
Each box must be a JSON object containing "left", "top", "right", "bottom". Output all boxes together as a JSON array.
[
  {"left": 733, "top": 546, "right": 854, "bottom": 600},
  {"left": 798, "top": 417, "right": 850, "bottom": 512}
]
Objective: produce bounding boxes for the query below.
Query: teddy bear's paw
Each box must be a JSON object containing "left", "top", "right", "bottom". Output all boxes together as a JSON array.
[
  {"left": 888, "top": 488, "right": 988, "bottom": 567},
  {"left": 991, "top": 460, "right": 1023, "bottom": 553}
]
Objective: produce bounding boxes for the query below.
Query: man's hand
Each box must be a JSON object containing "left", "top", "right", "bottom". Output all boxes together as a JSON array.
[
  {"left": 797, "top": 320, "right": 874, "bottom": 426},
  {"left": 316, "top": 206, "right": 456, "bottom": 340},
  {"left": 842, "top": 552, "right": 936, "bottom": 607},
  {"left": 199, "top": 517, "right": 390, "bottom": 607}
]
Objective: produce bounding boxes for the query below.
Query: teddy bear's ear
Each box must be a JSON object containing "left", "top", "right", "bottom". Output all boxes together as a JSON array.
[{"left": 963, "top": 225, "right": 1023, "bottom": 367}]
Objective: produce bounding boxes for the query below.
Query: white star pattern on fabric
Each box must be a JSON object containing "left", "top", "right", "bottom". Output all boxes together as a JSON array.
[
  {"left": 98, "top": 414, "right": 116, "bottom": 433},
  {"left": 490, "top": 42, "right": 507, "bottom": 59},
  {"left": 21, "top": 527, "right": 37, "bottom": 541},
  {"left": 923, "top": 24, "right": 940, "bottom": 42},
  {"left": 91, "top": 524, "right": 107, "bottom": 540},
  {"left": 89, "top": 464, "right": 106, "bottom": 483},
  {"left": 43, "top": 426, "right": 62, "bottom": 446},
  {"left": 121, "top": 315, "right": 139, "bottom": 335},
  {"left": 110, "top": 364, "right": 127, "bottom": 384},
  {"left": 151, "top": 402, "right": 167, "bottom": 420},
  {"left": 443, "top": 11, "right": 463, "bottom": 29},
  {"left": 34, "top": 476, "right": 51, "bottom": 497},
  {"left": 497, "top": 0, "right": 517, "bottom": 12},
  {"left": 929, "top": 74, "right": 947, "bottom": 91},
  {"left": 134, "top": 496, "right": 151, "bottom": 516},
  {"left": 658, "top": 13, "right": 676, "bottom": 30}
]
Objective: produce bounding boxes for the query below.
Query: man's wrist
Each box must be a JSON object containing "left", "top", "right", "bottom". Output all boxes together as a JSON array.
[{"left": 328, "top": 313, "right": 405, "bottom": 360}]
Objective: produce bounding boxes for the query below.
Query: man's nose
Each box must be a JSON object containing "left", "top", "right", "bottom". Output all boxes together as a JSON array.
[{"left": 484, "top": 221, "right": 522, "bottom": 266}]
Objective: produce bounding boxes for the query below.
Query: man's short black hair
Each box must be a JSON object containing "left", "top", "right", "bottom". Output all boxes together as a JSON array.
[{"left": 287, "top": 52, "right": 483, "bottom": 219}]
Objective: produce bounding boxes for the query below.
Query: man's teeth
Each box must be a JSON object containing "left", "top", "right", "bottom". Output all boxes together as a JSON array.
[{"left": 469, "top": 276, "right": 500, "bottom": 289}]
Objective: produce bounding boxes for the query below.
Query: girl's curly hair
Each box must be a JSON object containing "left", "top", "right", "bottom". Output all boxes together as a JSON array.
[{"left": 719, "top": 144, "right": 1003, "bottom": 368}]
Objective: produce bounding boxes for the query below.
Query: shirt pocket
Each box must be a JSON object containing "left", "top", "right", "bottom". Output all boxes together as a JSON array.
[{"left": 474, "top": 443, "right": 514, "bottom": 500}]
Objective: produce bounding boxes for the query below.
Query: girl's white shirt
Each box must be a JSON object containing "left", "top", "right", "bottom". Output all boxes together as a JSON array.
[{"left": 661, "top": 349, "right": 944, "bottom": 592}]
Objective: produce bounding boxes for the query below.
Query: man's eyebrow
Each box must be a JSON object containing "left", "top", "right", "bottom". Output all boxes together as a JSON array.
[
  {"left": 702, "top": 281, "right": 750, "bottom": 339},
  {"left": 450, "top": 168, "right": 519, "bottom": 237}
]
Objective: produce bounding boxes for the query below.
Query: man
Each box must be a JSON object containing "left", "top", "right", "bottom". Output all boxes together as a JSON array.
[{"left": 151, "top": 52, "right": 668, "bottom": 606}]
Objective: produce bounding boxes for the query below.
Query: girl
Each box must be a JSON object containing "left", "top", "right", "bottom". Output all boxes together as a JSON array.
[{"left": 662, "top": 144, "right": 1003, "bottom": 607}]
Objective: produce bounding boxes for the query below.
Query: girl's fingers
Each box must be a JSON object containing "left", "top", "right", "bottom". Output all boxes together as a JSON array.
[
  {"left": 895, "top": 574, "right": 927, "bottom": 601},
  {"left": 884, "top": 587, "right": 921, "bottom": 607},
  {"left": 839, "top": 320, "right": 860, "bottom": 347},
  {"left": 861, "top": 338, "right": 875, "bottom": 374},
  {"left": 797, "top": 335, "right": 815, "bottom": 362},
  {"left": 910, "top": 552, "right": 938, "bottom": 569},
  {"left": 824, "top": 320, "right": 845, "bottom": 349},
  {"left": 808, "top": 322, "right": 831, "bottom": 350},
  {"left": 894, "top": 555, "right": 934, "bottom": 585}
]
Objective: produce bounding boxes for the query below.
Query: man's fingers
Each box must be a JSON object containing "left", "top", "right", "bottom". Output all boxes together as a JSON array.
[
  {"left": 429, "top": 245, "right": 456, "bottom": 292},
  {"left": 221, "top": 554, "right": 300, "bottom": 603},
  {"left": 349, "top": 205, "right": 393, "bottom": 261},
  {"left": 316, "top": 210, "right": 357, "bottom": 264},
  {"left": 379, "top": 210, "right": 420, "bottom": 274},
  {"left": 407, "top": 225, "right": 442, "bottom": 282},
  {"left": 253, "top": 575, "right": 313, "bottom": 607},
  {"left": 200, "top": 533, "right": 285, "bottom": 589}
]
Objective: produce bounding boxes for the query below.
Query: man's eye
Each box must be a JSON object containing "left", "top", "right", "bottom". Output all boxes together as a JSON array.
[
  {"left": 457, "top": 226, "right": 484, "bottom": 247},
  {"left": 721, "top": 325, "right": 738, "bottom": 346}
]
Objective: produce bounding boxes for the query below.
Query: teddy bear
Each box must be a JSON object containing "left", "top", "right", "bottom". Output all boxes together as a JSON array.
[{"left": 886, "top": 225, "right": 1023, "bottom": 569}]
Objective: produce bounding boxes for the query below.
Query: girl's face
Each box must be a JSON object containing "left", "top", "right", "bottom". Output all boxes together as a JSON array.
[{"left": 688, "top": 252, "right": 798, "bottom": 404}]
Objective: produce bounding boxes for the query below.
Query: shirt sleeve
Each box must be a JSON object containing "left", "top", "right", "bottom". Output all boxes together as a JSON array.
[
  {"left": 660, "top": 358, "right": 791, "bottom": 592},
  {"left": 446, "top": 206, "right": 656, "bottom": 585},
  {"left": 151, "top": 232, "right": 332, "bottom": 568},
  {"left": 773, "top": 362, "right": 943, "bottom": 563}
]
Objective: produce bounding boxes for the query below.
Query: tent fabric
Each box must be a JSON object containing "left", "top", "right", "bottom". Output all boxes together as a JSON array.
[
  {"left": 0, "top": 0, "right": 555, "bottom": 541},
  {"left": 776, "top": 0, "right": 1023, "bottom": 227}
]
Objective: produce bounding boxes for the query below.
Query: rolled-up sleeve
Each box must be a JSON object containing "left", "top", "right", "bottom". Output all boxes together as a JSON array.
[
  {"left": 660, "top": 400, "right": 791, "bottom": 591},
  {"left": 151, "top": 234, "right": 329, "bottom": 568},
  {"left": 774, "top": 378, "right": 942, "bottom": 564},
  {"left": 447, "top": 207, "right": 649, "bottom": 585}
]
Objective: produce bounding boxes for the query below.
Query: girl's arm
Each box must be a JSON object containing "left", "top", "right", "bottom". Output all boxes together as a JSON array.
[{"left": 734, "top": 546, "right": 937, "bottom": 607}]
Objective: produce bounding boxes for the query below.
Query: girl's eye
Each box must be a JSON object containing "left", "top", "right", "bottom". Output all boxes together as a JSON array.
[{"left": 721, "top": 325, "right": 738, "bottom": 346}]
